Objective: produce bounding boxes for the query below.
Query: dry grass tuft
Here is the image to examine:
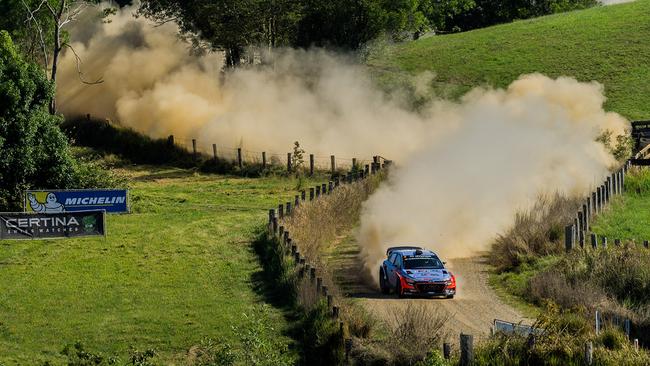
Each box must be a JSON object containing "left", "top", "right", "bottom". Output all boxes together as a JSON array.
[{"left": 490, "top": 193, "right": 582, "bottom": 272}]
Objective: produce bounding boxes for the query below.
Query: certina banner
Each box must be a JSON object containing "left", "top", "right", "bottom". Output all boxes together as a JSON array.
[
  {"left": 24, "top": 189, "right": 128, "bottom": 214},
  {"left": 0, "top": 211, "right": 106, "bottom": 240}
]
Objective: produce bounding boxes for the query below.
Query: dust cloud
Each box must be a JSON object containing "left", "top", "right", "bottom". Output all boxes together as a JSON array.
[
  {"left": 58, "top": 4, "right": 629, "bottom": 282},
  {"left": 358, "top": 75, "right": 628, "bottom": 282}
]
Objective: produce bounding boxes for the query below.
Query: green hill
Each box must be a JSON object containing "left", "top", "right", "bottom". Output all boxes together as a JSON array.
[{"left": 368, "top": 0, "right": 650, "bottom": 120}]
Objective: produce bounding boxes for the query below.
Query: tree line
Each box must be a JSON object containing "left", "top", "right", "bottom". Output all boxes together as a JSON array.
[{"left": 137, "top": 0, "right": 598, "bottom": 67}]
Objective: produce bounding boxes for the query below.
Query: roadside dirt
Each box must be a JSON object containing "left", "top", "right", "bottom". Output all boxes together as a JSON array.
[{"left": 326, "top": 235, "right": 529, "bottom": 342}]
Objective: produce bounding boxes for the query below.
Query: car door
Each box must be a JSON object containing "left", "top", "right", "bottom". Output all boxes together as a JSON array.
[
  {"left": 389, "top": 254, "right": 402, "bottom": 287},
  {"left": 384, "top": 253, "right": 396, "bottom": 285}
]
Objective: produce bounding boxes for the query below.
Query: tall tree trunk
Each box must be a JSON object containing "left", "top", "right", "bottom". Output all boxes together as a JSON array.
[
  {"left": 49, "top": 0, "right": 66, "bottom": 115},
  {"left": 225, "top": 46, "right": 242, "bottom": 68}
]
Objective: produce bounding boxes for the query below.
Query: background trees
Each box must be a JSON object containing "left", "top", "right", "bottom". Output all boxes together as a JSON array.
[{"left": 137, "top": 0, "right": 597, "bottom": 64}]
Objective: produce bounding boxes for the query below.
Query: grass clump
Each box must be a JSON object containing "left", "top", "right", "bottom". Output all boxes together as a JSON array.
[{"left": 490, "top": 193, "right": 580, "bottom": 272}]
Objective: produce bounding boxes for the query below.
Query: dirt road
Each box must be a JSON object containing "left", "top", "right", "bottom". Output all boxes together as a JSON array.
[
  {"left": 360, "top": 257, "right": 528, "bottom": 338},
  {"left": 327, "top": 238, "right": 529, "bottom": 340}
]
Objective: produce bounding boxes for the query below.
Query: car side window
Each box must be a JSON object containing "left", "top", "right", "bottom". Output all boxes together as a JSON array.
[
  {"left": 394, "top": 256, "right": 402, "bottom": 268},
  {"left": 388, "top": 253, "right": 397, "bottom": 264}
]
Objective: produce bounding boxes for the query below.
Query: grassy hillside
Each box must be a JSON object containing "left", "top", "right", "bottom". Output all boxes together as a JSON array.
[
  {"left": 368, "top": 0, "right": 650, "bottom": 120},
  {"left": 0, "top": 166, "right": 321, "bottom": 365}
]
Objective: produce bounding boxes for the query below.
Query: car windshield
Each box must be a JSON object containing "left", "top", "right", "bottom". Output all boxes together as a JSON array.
[{"left": 404, "top": 257, "right": 443, "bottom": 269}]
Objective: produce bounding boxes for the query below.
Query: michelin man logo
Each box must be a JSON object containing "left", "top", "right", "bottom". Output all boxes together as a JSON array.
[{"left": 28, "top": 192, "right": 65, "bottom": 213}]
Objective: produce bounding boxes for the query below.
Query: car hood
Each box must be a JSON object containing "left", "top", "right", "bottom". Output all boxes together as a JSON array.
[{"left": 402, "top": 268, "right": 449, "bottom": 282}]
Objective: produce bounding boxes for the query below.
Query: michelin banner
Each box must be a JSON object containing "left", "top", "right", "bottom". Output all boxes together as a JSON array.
[
  {"left": 24, "top": 189, "right": 128, "bottom": 214},
  {"left": 0, "top": 211, "right": 106, "bottom": 240}
]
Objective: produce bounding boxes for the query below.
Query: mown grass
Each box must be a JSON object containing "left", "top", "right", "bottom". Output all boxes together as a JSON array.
[
  {"left": 591, "top": 168, "right": 650, "bottom": 241},
  {"left": 0, "top": 166, "right": 323, "bottom": 365},
  {"left": 368, "top": 0, "right": 650, "bottom": 120}
]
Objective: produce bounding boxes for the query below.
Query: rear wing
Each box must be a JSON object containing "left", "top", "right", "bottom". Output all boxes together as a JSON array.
[{"left": 386, "top": 246, "right": 422, "bottom": 256}]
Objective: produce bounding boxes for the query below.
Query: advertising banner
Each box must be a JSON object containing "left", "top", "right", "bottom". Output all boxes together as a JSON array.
[
  {"left": 0, "top": 211, "right": 106, "bottom": 240},
  {"left": 24, "top": 189, "right": 128, "bottom": 214}
]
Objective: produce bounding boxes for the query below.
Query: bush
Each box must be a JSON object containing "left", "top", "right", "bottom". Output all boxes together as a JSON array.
[
  {"left": 384, "top": 303, "right": 450, "bottom": 365},
  {"left": 298, "top": 301, "right": 345, "bottom": 366},
  {"left": 0, "top": 31, "right": 78, "bottom": 210},
  {"left": 490, "top": 194, "right": 581, "bottom": 272}
]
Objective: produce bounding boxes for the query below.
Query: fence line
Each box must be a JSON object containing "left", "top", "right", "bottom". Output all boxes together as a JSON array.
[
  {"left": 170, "top": 134, "right": 373, "bottom": 171},
  {"left": 265, "top": 159, "right": 390, "bottom": 361}
]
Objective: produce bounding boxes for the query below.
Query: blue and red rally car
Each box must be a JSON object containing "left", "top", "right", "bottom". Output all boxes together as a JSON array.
[{"left": 379, "top": 246, "right": 456, "bottom": 298}]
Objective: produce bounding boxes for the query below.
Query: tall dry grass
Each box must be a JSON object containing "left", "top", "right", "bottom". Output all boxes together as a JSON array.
[
  {"left": 282, "top": 173, "right": 384, "bottom": 309},
  {"left": 490, "top": 193, "right": 582, "bottom": 272}
]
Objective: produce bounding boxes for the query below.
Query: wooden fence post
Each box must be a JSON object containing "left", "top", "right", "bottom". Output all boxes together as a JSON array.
[
  {"left": 565, "top": 225, "right": 575, "bottom": 252},
  {"left": 332, "top": 306, "right": 340, "bottom": 319},
  {"left": 585, "top": 342, "right": 593, "bottom": 365},
  {"left": 309, "top": 188, "right": 315, "bottom": 201},
  {"left": 595, "top": 310, "right": 600, "bottom": 335},
  {"left": 596, "top": 186, "right": 602, "bottom": 212},
  {"left": 315, "top": 185, "right": 321, "bottom": 198},
  {"left": 322, "top": 183, "right": 327, "bottom": 195},
  {"left": 583, "top": 203, "right": 589, "bottom": 231},
  {"left": 283, "top": 231, "right": 289, "bottom": 247},
  {"left": 443, "top": 343, "right": 451, "bottom": 360},
  {"left": 301, "top": 190, "right": 306, "bottom": 201},
  {"left": 578, "top": 212, "right": 584, "bottom": 238},
  {"left": 321, "top": 285, "right": 328, "bottom": 297},
  {"left": 602, "top": 237, "right": 608, "bottom": 248},
  {"left": 278, "top": 225, "right": 284, "bottom": 240},
  {"left": 262, "top": 152, "right": 266, "bottom": 169},
  {"left": 591, "top": 233, "right": 597, "bottom": 249},
  {"left": 295, "top": 195, "right": 300, "bottom": 208},
  {"left": 625, "top": 319, "right": 631, "bottom": 339},
  {"left": 212, "top": 144, "right": 217, "bottom": 160},
  {"left": 614, "top": 238, "right": 621, "bottom": 246},
  {"left": 352, "top": 158, "right": 357, "bottom": 169},
  {"left": 287, "top": 153, "right": 292, "bottom": 172},
  {"left": 328, "top": 181, "right": 334, "bottom": 193},
  {"left": 237, "top": 148, "right": 243, "bottom": 170},
  {"left": 606, "top": 178, "right": 612, "bottom": 201},
  {"left": 365, "top": 164, "right": 370, "bottom": 176},
  {"left": 278, "top": 204, "right": 284, "bottom": 219},
  {"left": 192, "top": 139, "right": 197, "bottom": 161},
  {"left": 592, "top": 192, "right": 597, "bottom": 214},
  {"left": 644, "top": 240, "right": 649, "bottom": 249},
  {"left": 272, "top": 217, "right": 278, "bottom": 235},
  {"left": 286, "top": 202, "right": 292, "bottom": 216},
  {"left": 330, "top": 155, "right": 336, "bottom": 174},
  {"left": 460, "top": 334, "right": 474, "bottom": 366},
  {"left": 317, "top": 277, "right": 322, "bottom": 294},
  {"left": 310, "top": 154, "right": 314, "bottom": 176}
]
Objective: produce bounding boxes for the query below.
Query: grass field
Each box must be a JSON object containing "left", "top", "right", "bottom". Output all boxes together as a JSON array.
[
  {"left": 0, "top": 166, "right": 322, "bottom": 365},
  {"left": 368, "top": 0, "right": 650, "bottom": 120},
  {"left": 591, "top": 167, "right": 650, "bottom": 241}
]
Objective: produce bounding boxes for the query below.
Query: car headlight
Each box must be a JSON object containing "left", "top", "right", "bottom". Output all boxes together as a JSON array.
[{"left": 445, "top": 279, "right": 452, "bottom": 285}]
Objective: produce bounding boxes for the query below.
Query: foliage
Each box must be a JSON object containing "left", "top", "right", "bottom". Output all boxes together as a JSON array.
[
  {"left": 474, "top": 302, "right": 650, "bottom": 365},
  {"left": 597, "top": 130, "right": 634, "bottom": 162},
  {"left": 0, "top": 30, "right": 78, "bottom": 210},
  {"left": 297, "top": 301, "right": 345, "bottom": 366},
  {"left": 490, "top": 193, "right": 580, "bottom": 272},
  {"left": 291, "top": 141, "right": 305, "bottom": 173}
]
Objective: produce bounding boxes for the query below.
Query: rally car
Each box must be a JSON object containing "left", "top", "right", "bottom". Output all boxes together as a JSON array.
[{"left": 379, "top": 246, "right": 456, "bottom": 298}]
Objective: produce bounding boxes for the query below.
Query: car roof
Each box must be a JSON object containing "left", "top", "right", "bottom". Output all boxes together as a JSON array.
[{"left": 392, "top": 248, "right": 439, "bottom": 258}]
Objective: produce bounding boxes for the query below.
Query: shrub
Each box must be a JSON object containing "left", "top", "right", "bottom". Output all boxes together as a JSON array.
[
  {"left": 490, "top": 194, "right": 581, "bottom": 272},
  {"left": 0, "top": 31, "right": 78, "bottom": 210},
  {"left": 298, "top": 301, "right": 345, "bottom": 366},
  {"left": 384, "top": 303, "right": 450, "bottom": 365}
]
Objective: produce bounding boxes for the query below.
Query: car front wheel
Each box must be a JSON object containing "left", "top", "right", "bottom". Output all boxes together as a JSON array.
[{"left": 379, "top": 269, "right": 390, "bottom": 294}]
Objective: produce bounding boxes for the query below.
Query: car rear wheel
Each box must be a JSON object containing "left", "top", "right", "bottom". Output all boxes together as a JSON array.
[
  {"left": 446, "top": 294, "right": 454, "bottom": 299},
  {"left": 379, "top": 269, "right": 390, "bottom": 295},
  {"left": 395, "top": 280, "right": 404, "bottom": 298}
]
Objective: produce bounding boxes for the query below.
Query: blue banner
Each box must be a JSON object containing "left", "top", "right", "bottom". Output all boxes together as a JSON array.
[{"left": 24, "top": 189, "right": 128, "bottom": 214}]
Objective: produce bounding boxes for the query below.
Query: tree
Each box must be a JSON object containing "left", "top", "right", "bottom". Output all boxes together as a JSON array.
[
  {"left": 138, "top": 0, "right": 300, "bottom": 67},
  {"left": 0, "top": 30, "right": 77, "bottom": 210}
]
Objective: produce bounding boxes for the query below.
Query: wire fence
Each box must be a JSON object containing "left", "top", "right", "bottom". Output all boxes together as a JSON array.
[{"left": 170, "top": 134, "right": 381, "bottom": 172}]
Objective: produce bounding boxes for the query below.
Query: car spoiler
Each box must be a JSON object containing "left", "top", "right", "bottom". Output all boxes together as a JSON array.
[{"left": 386, "top": 246, "right": 423, "bottom": 256}]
